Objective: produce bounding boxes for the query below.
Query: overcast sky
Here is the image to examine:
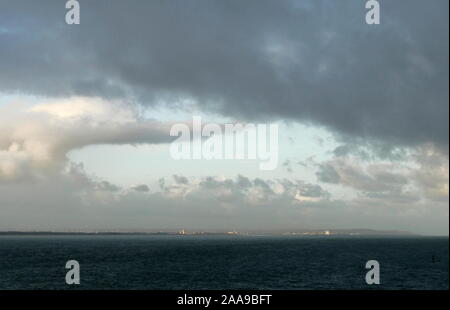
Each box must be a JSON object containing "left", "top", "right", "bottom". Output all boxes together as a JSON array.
[{"left": 0, "top": 0, "right": 448, "bottom": 235}]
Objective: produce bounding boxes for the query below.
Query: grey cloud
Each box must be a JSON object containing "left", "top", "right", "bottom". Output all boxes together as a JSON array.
[
  {"left": 318, "top": 138, "right": 449, "bottom": 204},
  {"left": 0, "top": 0, "right": 448, "bottom": 147},
  {"left": 236, "top": 175, "right": 252, "bottom": 189},
  {"left": 282, "top": 160, "right": 293, "bottom": 173},
  {"left": 138, "top": 175, "right": 332, "bottom": 209},
  {"left": 363, "top": 189, "right": 420, "bottom": 204},
  {"left": 253, "top": 178, "right": 275, "bottom": 196},
  {"left": 298, "top": 183, "right": 330, "bottom": 199},
  {"left": 316, "top": 151, "right": 448, "bottom": 204},
  {"left": 332, "top": 140, "right": 410, "bottom": 161},
  {"left": 333, "top": 145, "right": 355, "bottom": 158},
  {"left": 158, "top": 178, "right": 165, "bottom": 191},
  {"left": 316, "top": 159, "right": 412, "bottom": 198},
  {"left": 199, "top": 177, "right": 222, "bottom": 189},
  {"left": 131, "top": 184, "right": 150, "bottom": 193},
  {"left": 173, "top": 175, "right": 189, "bottom": 185},
  {"left": 279, "top": 179, "right": 331, "bottom": 199},
  {"left": 316, "top": 164, "right": 341, "bottom": 184},
  {"left": 369, "top": 169, "right": 407, "bottom": 186},
  {"left": 413, "top": 144, "right": 449, "bottom": 202},
  {"left": 164, "top": 175, "right": 331, "bottom": 204},
  {"left": 0, "top": 168, "right": 447, "bottom": 234},
  {"left": 96, "top": 181, "right": 121, "bottom": 192}
]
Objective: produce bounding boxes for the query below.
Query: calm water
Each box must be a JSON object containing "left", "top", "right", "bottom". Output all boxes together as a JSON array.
[{"left": 0, "top": 235, "right": 447, "bottom": 290}]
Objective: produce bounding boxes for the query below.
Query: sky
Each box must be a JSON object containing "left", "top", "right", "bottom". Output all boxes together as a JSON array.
[{"left": 0, "top": 0, "right": 448, "bottom": 235}]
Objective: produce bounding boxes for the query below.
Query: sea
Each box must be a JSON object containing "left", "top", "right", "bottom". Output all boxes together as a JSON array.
[{"left": 0, "top": 235, "right": 447, "bottom": 290}]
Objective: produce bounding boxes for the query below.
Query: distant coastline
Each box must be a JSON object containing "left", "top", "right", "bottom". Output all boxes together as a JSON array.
[{"left": 0, "top": 229, "right": 424, "bottom": 237}]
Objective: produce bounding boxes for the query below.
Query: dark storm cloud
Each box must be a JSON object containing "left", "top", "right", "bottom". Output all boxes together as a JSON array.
[{"left": 0, "top": 0, "right": 448, "bottom": 146}]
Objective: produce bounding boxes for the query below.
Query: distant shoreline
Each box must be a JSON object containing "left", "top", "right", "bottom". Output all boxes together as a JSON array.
[{"left": 0, "top": 229, "right": 437, "bottom": 237}]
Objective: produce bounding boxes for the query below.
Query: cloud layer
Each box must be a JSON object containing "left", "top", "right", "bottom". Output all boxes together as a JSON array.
[
  {"left": 1, "top": 0, "right": 448, "bottom": 147},
  {"left": 0, "top": 165, "right": 447, "bottom": 234}
]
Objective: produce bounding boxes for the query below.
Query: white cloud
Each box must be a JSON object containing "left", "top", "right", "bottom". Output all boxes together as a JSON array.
[
  {"left": 413, "top": 144, "right": 449, "bottom": 202},
  {"left": 0, "top": 97, "right": 173, "bottom": 180},
  {"left": 315, "top": 144, "right": 449, "bottom": 206},
  {"left": 0, "top": 168, "right": 446, "bottom": 234}
]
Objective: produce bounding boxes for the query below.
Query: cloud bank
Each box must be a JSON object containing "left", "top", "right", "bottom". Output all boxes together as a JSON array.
[{"left": 0, "top": 0, "right": 448, "bottom": 148}]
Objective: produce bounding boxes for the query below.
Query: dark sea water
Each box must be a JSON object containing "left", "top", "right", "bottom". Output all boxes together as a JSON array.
[{"left": 0, "top": 235, "right": 447, "bottom": 290}]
